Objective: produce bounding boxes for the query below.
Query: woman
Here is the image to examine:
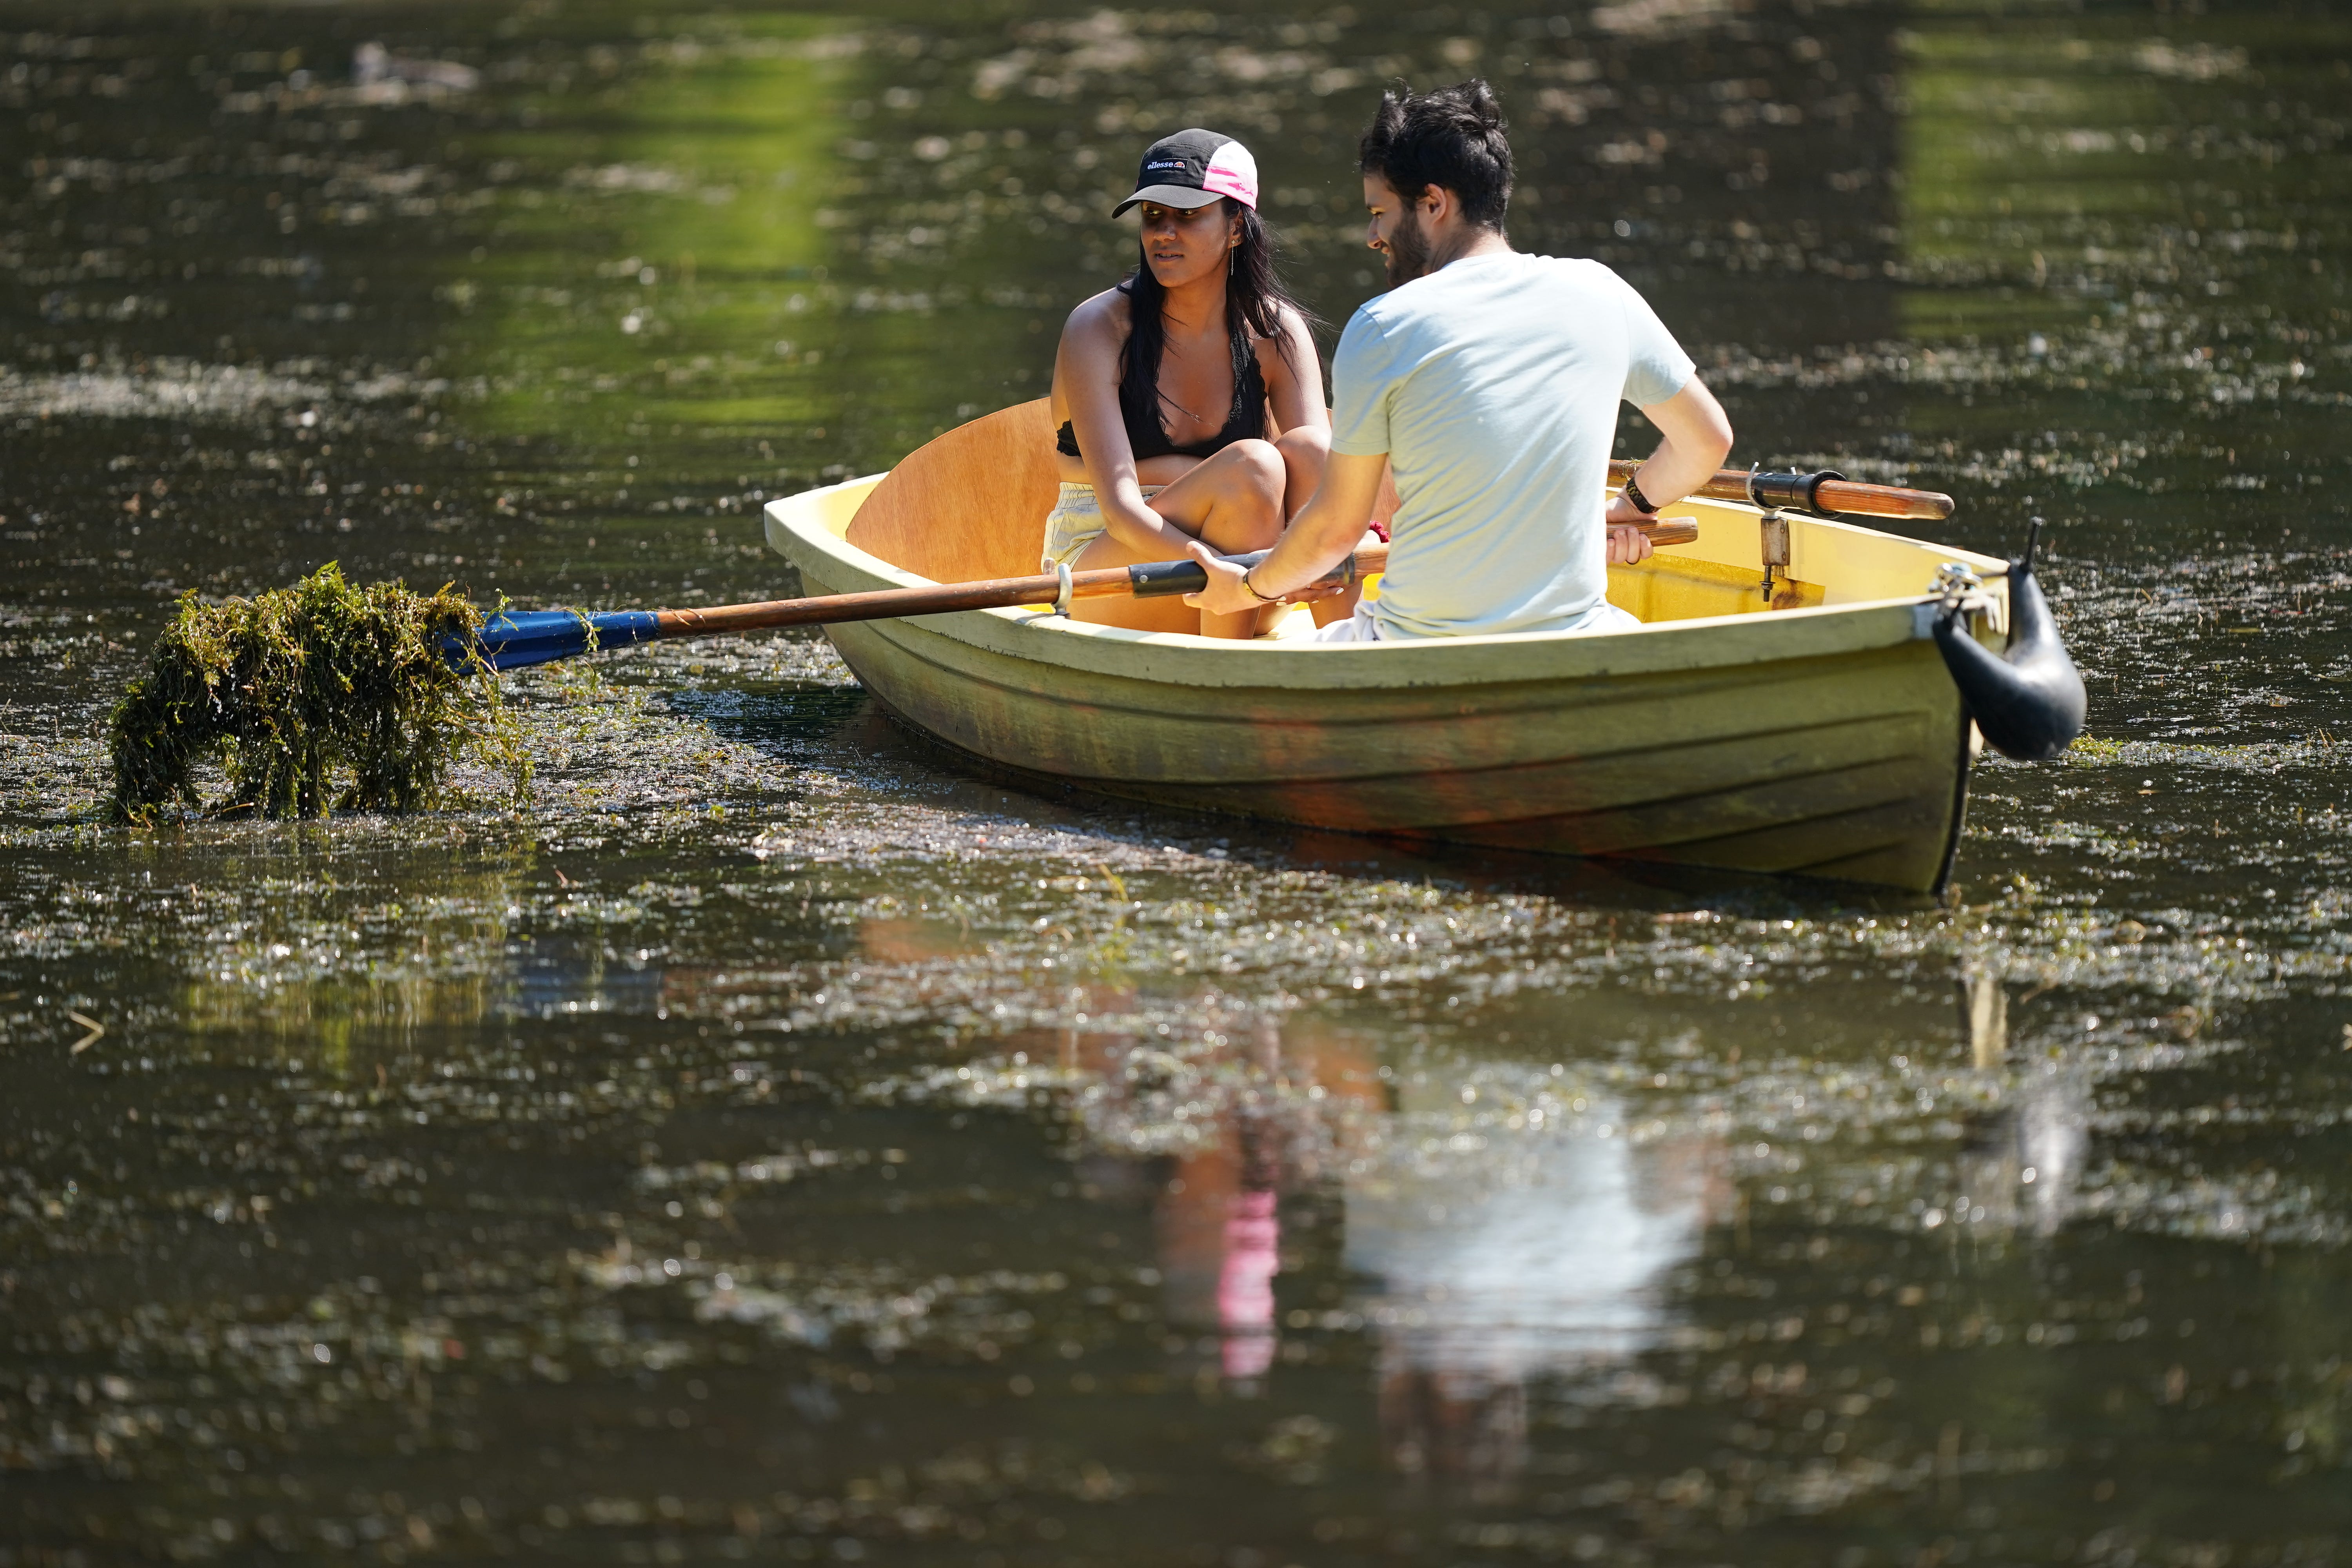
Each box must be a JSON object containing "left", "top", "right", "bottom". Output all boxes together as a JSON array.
[{"left": 1046, "top": 129, "right": 1331, "bottom": 638}]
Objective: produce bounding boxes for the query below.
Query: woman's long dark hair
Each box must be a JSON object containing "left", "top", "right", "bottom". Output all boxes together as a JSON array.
[{"left": 1116, "top": 201, "right": 1319, "bottom": 435}]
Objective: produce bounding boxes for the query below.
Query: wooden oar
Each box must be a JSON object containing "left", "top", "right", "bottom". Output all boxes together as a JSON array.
[
  {"left": 457, "top": 518, "right": 1702, "bottom": 672},
  {"left": 1608, "top": 460, "right": 1954, "bottom": 522}
]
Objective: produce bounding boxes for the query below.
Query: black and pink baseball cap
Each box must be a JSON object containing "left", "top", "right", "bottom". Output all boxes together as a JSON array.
[{"left": 1111, "top": 128, "right": 1259, "bottom": 216}]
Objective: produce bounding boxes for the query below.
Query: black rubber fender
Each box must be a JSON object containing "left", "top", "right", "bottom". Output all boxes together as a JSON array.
[{"left": 1932, "top": 518, "right": 2087, "bottom": 762}]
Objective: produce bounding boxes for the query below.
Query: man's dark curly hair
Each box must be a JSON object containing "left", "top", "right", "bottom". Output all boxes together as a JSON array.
[{"left": 1357, "top": 78, "right": 1514, "bottom": 231}]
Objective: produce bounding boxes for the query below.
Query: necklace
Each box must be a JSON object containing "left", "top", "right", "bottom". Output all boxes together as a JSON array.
[
  {"left": 1156, "top": 338, "right": 1236, "bottom": 426},
  {"left": 1157, "top": 387, "right": 1212, "bottom": 423}
]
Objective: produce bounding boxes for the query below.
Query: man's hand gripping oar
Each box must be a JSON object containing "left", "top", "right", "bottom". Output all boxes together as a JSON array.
[{"left": 1184, "top": 452, "right": 1404, "bottom": 621}]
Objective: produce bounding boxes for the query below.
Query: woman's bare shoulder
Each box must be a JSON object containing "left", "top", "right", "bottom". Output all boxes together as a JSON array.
[
  {"left": 1252, "top": 303, "right": 1322, "bottom": 362},
  {"left": 1064, "top": 287, "right": 1131, "bottom": 338}
]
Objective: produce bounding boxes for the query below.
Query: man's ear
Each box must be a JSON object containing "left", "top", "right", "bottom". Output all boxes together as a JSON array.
[{"left": 1421, "top": 184, "right": 1454, "bottom": 227}]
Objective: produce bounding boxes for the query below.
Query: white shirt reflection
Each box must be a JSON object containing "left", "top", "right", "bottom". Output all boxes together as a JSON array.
[{"left": 1344, "top": 1099, "right": 1713, "bottom": 1379}]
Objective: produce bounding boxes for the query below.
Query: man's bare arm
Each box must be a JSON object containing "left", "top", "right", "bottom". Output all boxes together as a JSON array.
[
  {"left": 1183, "top": 450, "right": 1389, "bottom": 618},
  {"left": 1605, "top": 375, "right": 1735, "bottom": 561}
]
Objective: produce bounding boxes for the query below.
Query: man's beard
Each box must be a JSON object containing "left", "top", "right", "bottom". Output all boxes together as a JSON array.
[{"left": 1383, "top": 204, "right": 1433, "bottom": 289}]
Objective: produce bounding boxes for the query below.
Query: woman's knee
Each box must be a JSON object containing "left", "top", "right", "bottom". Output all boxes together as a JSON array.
[{"left": 1220, "top": 437, "right": 1287, "bottom": 497}]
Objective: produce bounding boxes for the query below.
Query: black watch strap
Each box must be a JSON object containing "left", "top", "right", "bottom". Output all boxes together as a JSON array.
[{"left": 1622, "top": 473, "right": 1659, "bottom": 515}]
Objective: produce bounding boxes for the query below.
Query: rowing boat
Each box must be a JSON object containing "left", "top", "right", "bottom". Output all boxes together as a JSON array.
[{"left": 762, "top": 401, "right": 2011, "bottom": 893}]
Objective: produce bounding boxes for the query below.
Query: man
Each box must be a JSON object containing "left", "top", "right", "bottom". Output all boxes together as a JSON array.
[{"left": 1186, "top": 80, "right": 1734, "bottom": 641}]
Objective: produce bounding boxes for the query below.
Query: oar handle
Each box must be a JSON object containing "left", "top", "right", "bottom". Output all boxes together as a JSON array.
[{"left": 1608, "top": 459, "right": 1955, "bottom": 522}]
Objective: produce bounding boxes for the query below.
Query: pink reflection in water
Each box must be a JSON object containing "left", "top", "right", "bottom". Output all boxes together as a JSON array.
[{"left": 1218, "top": 1188, "right": 1281, "bottom": 1379}]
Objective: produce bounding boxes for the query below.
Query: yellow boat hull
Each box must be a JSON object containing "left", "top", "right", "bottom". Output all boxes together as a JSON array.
[{"left": 763, "top": 403, "right": 2006, "bottom": 893}]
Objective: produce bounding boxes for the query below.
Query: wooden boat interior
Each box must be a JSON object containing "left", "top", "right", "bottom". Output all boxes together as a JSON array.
[{"left": 832, "top": 399, "right": 1990, "bottom": 632}]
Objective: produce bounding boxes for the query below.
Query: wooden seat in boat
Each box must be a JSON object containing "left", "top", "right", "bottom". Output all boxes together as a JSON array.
[{"left": 846, "top": 400, "right": 1060, "bottom": 583}]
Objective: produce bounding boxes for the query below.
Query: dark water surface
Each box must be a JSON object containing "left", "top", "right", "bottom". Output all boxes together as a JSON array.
[{"left": 5, "top": 1, "right": 2351, "bottom": 1563}]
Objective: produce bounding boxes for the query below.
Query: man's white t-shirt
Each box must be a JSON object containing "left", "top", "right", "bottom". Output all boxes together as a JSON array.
[{"left": 1330, "top": 251, "right": 1697, "bottom": 641}]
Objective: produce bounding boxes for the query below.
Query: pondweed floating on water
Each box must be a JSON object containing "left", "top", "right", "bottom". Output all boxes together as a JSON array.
[{"left": 106, "top": 563, "right": 528, "bottom": 822}]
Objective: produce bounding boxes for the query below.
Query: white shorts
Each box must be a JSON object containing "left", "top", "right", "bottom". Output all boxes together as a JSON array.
[
  {"left": 1310, "top": 602, "right": 1382, "bottom": 642},
  {"left": 1310, "top": 598, "right": 1640, "bottom": 642},
  {"left": 1041, "top": 482, "right": 1164, "bottom": 570}
]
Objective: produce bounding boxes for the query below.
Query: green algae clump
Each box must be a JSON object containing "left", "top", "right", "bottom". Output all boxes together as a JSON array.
[
  {"left": 107, "top": 563, "right": 529, "bottom": 822},
  {"left": 2066, "top": 734, "right": 2127, "bottom": 763}
]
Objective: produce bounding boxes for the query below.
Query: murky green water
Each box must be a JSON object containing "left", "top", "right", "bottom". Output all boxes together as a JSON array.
[{"left": 5, "top": 2, "right": 2350, "bottom": 1562}]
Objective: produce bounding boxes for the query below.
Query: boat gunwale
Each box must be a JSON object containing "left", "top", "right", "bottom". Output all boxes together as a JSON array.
[{"left": 762, "top": 473, "right": 2007, "bottom": 692}]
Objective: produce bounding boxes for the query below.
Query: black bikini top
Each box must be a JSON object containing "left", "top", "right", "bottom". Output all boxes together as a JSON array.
[{"left": 1056, "top": 319, "right": 1267, "bottom": 462}]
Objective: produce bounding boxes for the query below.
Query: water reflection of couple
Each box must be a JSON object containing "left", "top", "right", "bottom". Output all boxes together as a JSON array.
[
  {"left": 1345, "top": 1072, "right": 1727, "bottom": 1496},
  {"left": 1044, "top": 999, "right": 1728, "bottom": 1492},
  {"left": 1044, "top": 77, "right": 1734, "bottom": 642}
]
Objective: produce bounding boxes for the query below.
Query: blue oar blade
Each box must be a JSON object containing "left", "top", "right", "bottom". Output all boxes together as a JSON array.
[{"left": 446, "top": 609, "right": 662, "bottom": 671}]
